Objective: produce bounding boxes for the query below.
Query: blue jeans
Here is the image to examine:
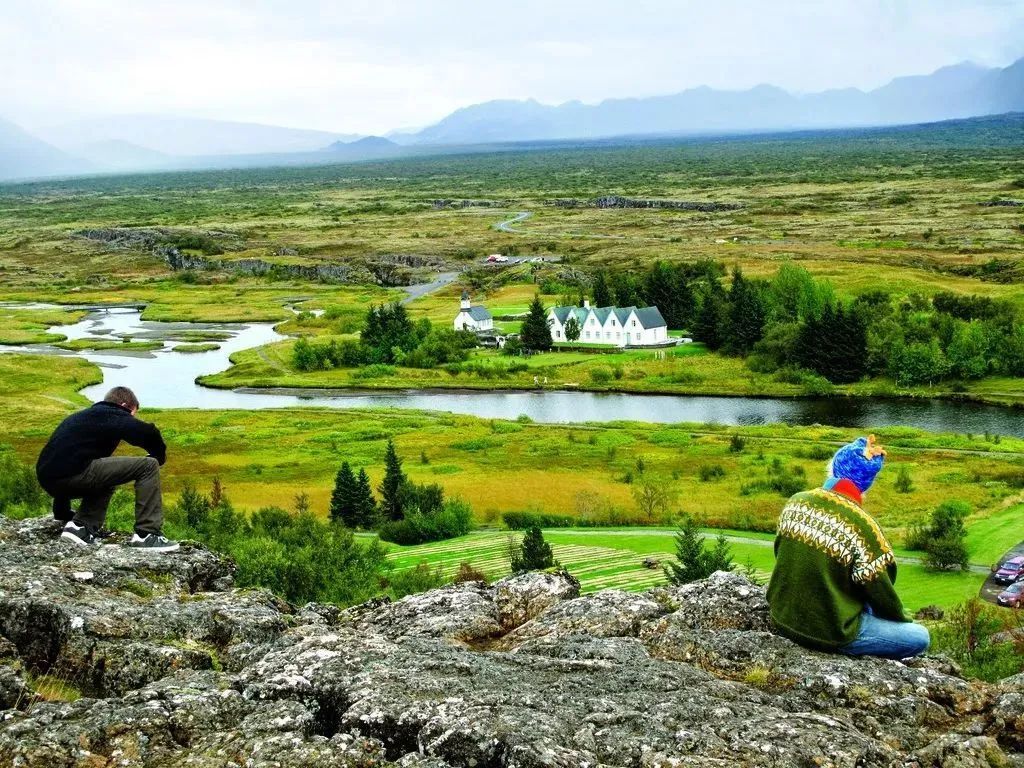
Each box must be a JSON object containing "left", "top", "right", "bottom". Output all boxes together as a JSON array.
[{"left": 839, "top": 609, "right": 930, "bottom": 659}]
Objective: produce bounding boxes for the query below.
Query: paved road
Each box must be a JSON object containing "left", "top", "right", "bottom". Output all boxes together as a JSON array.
[
  {"left": 401, "top": 271, "right": 459, "bottom": 305},
  {"left": 494, "top": 211, "right": 532, "bottom": 233},
  {"left": 979, "top": 540, "right": 1024, "bottom": 605}
]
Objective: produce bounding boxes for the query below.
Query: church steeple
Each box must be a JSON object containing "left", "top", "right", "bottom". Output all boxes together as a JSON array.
[{"left": 460, "top": 289, "right": 471, "bottom": 311}]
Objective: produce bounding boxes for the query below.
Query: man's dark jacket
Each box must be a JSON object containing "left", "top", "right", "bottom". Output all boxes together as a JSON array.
[{"left": 36, "top": 402, "right": 167, "bottom": 490}]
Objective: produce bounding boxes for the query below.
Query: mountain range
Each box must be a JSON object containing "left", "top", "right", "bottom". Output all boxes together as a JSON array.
[{"left": 1, "top": 56, "right": 1022, "bottom": 181}]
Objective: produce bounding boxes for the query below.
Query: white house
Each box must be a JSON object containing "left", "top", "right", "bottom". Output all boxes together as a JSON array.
[
  {"left": 453, "top": 290, "right": 493, "bottom": 332},
  {"left": 547, "top": 301, "right": 669, "bottom": 347}
]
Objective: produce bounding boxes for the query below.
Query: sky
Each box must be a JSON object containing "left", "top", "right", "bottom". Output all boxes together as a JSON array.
[{"left": 4, "top": 0, "right": 1024, "bottom": 135}]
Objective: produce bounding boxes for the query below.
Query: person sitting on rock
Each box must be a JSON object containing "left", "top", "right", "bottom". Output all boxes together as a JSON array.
[
  {"left": 35, "top": 385, "right": 180, "bottom": 553},
  {"left": 767, "top": 435, "right": 929, "bottom": 659}
]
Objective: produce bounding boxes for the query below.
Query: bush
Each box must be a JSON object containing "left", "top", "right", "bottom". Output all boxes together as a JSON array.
[
  {"left": 503, "top": 510, "right": 575, "bottom": 529},
  {"left": 931, "top": 599, "right": 1024, "bottom": 681},
  {"left": 589, "top": 367, "right": 613, "bottom": 385},
  {"left": 894, "top": 466, "right": 914, "bottom": 493},
  {"left": 728, "top": 434, "right": 746, "bottom": 453},
  {"left": 698, "top": 463, "right": 726, "bottom": 481},
  {"left": 907, "top": 500, "right": 971, "bottom": 570},
  {"left": 376, "top": 499, "right": 473, "bottom": 545},
  {"left": 453, "top": 562, "right": 489, "bottom": 584},
  {"left": 386, "top": 562, "right": 446, "bottom": 599}
]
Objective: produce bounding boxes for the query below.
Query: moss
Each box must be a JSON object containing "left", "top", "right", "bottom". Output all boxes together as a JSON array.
[
  {"left": 29, "top": 674, "right": 82, "bottom": 703},
  {"left": 120, "top": 579, "right": 155, "bottom": 599}
]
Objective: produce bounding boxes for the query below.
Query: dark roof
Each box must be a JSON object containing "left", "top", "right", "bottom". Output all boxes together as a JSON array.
[
  {"left": 632, "top": 306, "right": 666, "bottom": 329},
  {"left": 468, "top": 305, "right": 492, "bottom": 321}
]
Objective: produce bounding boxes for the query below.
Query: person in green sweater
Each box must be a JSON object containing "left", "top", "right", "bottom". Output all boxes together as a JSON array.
[{"left": 767, "top": 435, "right": 930, "bottom": 659}]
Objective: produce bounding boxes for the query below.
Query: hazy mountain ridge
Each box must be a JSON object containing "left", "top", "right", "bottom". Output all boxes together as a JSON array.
[{"left": 410, "top": 58, "right": 1024, "bottom": 144}]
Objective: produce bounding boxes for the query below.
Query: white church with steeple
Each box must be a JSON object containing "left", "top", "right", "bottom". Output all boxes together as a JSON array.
[{"left": 453, "top": 290, "right": 494, "bottom": 332}]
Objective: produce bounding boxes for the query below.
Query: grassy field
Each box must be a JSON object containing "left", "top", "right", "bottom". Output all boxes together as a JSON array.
[
  {"left": 383, "top": 528, "right": 987, "bottom": 612},
  {"left": 1, "top": 121, "right": 1022, "bottom": 613}
]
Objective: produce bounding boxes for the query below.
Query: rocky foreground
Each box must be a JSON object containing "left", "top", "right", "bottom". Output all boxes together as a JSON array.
[{"left": 0, "top": 515, "right": 1021, "bottom": 768}]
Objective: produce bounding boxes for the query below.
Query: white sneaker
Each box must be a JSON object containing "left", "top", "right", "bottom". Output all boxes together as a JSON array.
[
  {"left": 127, "top": 532, "right": 180, "bottom": 553},
  {"left": 60, "top": 521, "right": 97, "bottom": 547}
]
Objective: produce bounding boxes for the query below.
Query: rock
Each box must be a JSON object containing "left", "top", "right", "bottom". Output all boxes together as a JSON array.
[{"left": 0, "top": 513, "right": 1021, "bottom": 767}]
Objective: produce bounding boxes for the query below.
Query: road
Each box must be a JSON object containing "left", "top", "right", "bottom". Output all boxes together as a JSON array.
[
  {"left": 401, "top": 271, "right": 459, "bottom": 304},
  {"left": 979, "top": 540, "right": 1024, "bottom": 605}
]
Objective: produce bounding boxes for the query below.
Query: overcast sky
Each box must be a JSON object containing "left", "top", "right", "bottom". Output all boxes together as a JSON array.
[{"left": 4, "top": 0, "right": 1023, "bottom": 135}]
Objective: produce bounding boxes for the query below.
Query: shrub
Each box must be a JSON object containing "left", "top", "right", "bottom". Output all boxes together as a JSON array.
[
  {"left": 728, "top": 434, "right": 746, "bottom": 453},
  {"left": 931, "top": 599, "right": 1024, "bottom": 681},
  {"left": 503, "top": 510, "right": 575, "bottom": 529},
  {"left": 699, "top": 463, "right": 726, "bottom": 481},
  {"left": 589, "top": 367, "right": 613, "bottom": 385},
  {"left": 386, "top": 562, "right": 446, "bottom": 599},
  {"left": 906, "top": 500, "right": 971, "bottom": 570},
  {"left": 376, "top": 499, "right": 473, "bottom": 545},
  {"left": 453, "top": 562, "right": 489, "bottom": 584},
  {"left": 894, "top": 466, "right": 914, "bottom": 494}
]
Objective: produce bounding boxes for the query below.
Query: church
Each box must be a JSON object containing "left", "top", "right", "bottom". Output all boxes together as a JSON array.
[{"left": 453, "top": 290, "right": 493, "bottom": 332}]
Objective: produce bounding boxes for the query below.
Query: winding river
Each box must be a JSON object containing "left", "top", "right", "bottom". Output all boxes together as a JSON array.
[{"left": 4, "top": 305, "right": 1024, "bottom": 435}]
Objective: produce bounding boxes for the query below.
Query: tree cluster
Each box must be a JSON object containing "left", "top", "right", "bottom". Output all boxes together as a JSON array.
[
  {"left": 906, "top": 500, "right": 971, "bottom": 571},
  {"left": 664, "top": 515, "right": 734, "bottom": 584}
]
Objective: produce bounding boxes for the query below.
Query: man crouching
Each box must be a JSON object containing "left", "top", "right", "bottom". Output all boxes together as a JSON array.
[
  {"left": 35, "top": 386, "right": 179, "bottom": 553},
  {"left": 767, "top": 435, "right": 929, "bottom": 659}
]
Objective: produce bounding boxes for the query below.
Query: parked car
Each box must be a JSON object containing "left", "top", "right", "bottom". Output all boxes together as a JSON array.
[
  {"left": 997, "top": 581, "right": 1024, "bottom": 608},
  {"left": 994, "top": 555, "right": 1024, "bottom": 585}
]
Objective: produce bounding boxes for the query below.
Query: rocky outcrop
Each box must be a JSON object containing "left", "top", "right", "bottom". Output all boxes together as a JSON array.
[
  {"left": 0, "top": 514, "right": 1021, "bottom": 767},
  {"left": 548, "top": 196, "right": 741, "bottom": 212}
]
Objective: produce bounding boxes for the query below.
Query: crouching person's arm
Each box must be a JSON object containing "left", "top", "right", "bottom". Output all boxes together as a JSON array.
[{"left": 122, "top": 413, "right": 167, "bottom": 465}]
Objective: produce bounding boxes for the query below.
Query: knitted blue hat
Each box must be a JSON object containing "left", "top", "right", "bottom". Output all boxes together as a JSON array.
[{"left": 825, "top": 436, "right": 885, "bottom": 493}]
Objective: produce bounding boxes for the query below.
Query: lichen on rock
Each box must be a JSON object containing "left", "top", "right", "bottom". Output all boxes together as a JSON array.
[{"left": 0, "top": 514, "right": 1021, "bottom": 767}]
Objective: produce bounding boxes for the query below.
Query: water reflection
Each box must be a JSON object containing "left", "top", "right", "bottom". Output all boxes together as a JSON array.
[{"left": 3, "top": 307, "right": 1023, "bottom": 435}]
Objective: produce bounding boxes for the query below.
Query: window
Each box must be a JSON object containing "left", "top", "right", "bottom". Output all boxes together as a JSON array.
[
  {"left": 585, "top": 331, "right": 590, "bottom": 339},
  {"left": 616, "top": 332, "right": 620, "bottom": 339},
  {"left": 606, "top": 332, "right": 610, "bottom": 339},
  {"left": 631, "top": 320, "right": 637, "bottom": 327}
]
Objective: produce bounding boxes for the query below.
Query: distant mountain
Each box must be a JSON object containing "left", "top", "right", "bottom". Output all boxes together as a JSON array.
[
  {"left": 0, "top": 117, "right": 87, "bottom": 180},
  {"left": 38, "top": 115, "right": 362, "bottom": 157},
  {"left": 69, "top": 140, "right": 169, "bottom": 172},
  {"left": 411, "top": 58, "right": 1024, "bottom": 144},
  {"left": 325, "top": 135, "right": 401, "bottom": 156}
]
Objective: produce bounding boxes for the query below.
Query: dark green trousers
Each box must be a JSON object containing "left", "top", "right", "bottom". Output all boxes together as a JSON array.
[{"left": 49, "top": 456, "right": 164, "bottom": 536}]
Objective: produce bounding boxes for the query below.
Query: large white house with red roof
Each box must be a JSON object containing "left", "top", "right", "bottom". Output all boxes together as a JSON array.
[{"left": 547, "top": 301, "right": 668, "bottom": 347}]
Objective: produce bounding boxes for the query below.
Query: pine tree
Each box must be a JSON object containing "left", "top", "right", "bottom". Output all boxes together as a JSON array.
[
  {"left": 329, "top": 461, "right": 358, "bottom": 526},
  {"left": 694, "top": 289, "right": 726, "bottom": 350},
  {"left": 592, "top": 270, "right": 612, "bottom": 307},
  {"left": 726, "top": 267, "right": 766, "bottom": 354},
  {"left": 520, "top": 294, "right": 553, "bottom": 352},
  {"left": 664, "top": 515, "right": 734, "bottom": 584},
  {"left": 355, "top": 468, "right": 377, "bottom": 528},
  {"left": 511, "top": 526, "right": 555, "bottom": 572},
  {"left": 378, "top": 439, "right": 407, "bottom": 521}
]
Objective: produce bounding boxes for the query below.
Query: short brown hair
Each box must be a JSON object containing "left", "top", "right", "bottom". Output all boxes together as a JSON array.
[{"left": 103, "top": 386, "right": 140, "bottom": 411}]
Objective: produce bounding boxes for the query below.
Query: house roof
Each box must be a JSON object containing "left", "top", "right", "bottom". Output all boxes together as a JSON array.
[
  {"left": 549, "top": 305, "right": 666, "bottom": 329},
  {"left": 467, "top": 305, "right": 492, "bottom": 321}
]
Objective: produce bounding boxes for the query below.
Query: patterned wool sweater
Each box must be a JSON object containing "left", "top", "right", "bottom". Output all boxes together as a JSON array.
[{"left": 766, "top": 479, "right": 907, "bottom": 650}]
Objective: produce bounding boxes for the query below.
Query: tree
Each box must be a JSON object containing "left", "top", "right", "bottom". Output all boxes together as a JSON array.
[
  {"left": 520, "top": 294, "right": 553, "bottom": 352},
  {"left": 922, "top": 500, "right": 970, "bottom": 571},
  {"left": 330, "top": 462, "right": 358, "bottom": 526},
  {"left": 631, "top": 475, "right": 676, "bottom": 522},
  {"left": 378, "top": 440, "right": 407, "bottom": 521},
  {"left": 178, "top": 480, "right": 211, "bottom": 531},
  {"left": 592, "top": 270, "right": 612, "bottom": 307},
  {"left": 511, "top": 526, "right": 555, "bottom": 572},
  {"left": 694, "top": 289, "right": 727, "bottom": 350},
  {"left": 564, "top": 315, "right": 581, "bottom": 342},
  {"left": 292, "top": 337, "right": 318, "bottom": 371},
  {"left": 664, "top": 515, "right": 734, "bottom": 584},
  {"left": 725, "top": 267, "right": 766, "bottom": 354},
  {"left": 354, "top": 468, "right": 377, "bottom": 527}
]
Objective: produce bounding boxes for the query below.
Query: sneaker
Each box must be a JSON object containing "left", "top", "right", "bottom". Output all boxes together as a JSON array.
[
  {"left": 128, "top": 533, "right": 180, "bottom": 553},
  {"left": 60, "top": 521, "right": 96, "bottom": 547}
]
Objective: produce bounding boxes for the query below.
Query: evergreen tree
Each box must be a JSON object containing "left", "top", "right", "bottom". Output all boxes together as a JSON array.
[
  {"left": 726, "top": 267, "right": 766, "bottom": 354},
  {"left": 355, "top": 468, "right": 377, "bottom": 528},
  {"left": 612, "top": 272, "right": 642, "bottom": 307},
  {"left": 329, "top": 461, "right": 358, "bottom": 526},
  {"left": 378, "top": 439, "right": 407, "bottom": 521},
  {"left": 564, "top": 315, "right": 581, "bottom": 342},
  {"left": 694, "top": 289, "right": 726, "bottom": 350},
  {"left": 592, "top": 270, "right": 612, "bottom": 307},
  {"left": 664, "top": 515, "right": 734, "bottom": 584},
  {"left": 521, "top": 294, "right": 553, "bottom": 352},
  {"left": 511, "top": 526, "right": 555, "bottom": 572}
]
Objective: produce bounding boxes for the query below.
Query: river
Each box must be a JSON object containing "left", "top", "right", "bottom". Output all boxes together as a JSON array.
[{"left": 3, "top": 305, "right": 1024, "bottom": 435}]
